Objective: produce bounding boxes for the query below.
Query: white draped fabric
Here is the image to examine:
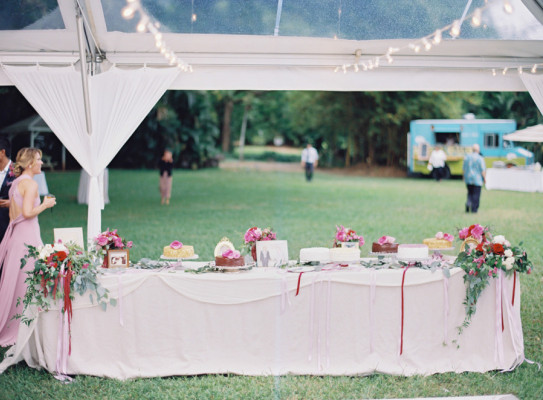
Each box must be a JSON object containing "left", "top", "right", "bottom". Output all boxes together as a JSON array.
[
  {"left": 522, "top": 74, "right": 543, "bottom": 115},
  {"left": 0, "top": 266, "right": 525, "bottom": 379},
  {"left": 1, "top": 65, "right": 179, "bottom": 243}
]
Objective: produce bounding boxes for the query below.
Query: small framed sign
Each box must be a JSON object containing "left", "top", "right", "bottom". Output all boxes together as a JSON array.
[
  {"left": 256, "top": 240, "right": 288, "bottom": 267},
  {"left": 107, "top": 249, "right": 129, "bottom": 268}
]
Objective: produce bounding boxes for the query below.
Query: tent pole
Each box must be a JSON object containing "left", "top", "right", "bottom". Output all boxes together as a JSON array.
[{"left": 76, "top": 5, "right": 93, "bottom": 136}]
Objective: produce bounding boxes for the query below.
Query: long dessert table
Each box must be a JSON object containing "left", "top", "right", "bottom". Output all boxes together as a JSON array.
[
  {"left": 486, "top": 167, "right": 543, "bottom": 192},
  {"left": 0, "top": 262, "right": 525, "bottom": 379}
]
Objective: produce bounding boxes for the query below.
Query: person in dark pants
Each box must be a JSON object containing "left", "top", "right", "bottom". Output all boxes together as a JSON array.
[
  {"left": 159, "top": 150, "right": 174, "bottom": 205},
  {"left": 301, "top": 142, "right": 318, "bottom": 182},
  {"left": 463, "top": 144, "right": 486, "bottom": 213},
  {"left": 0, "top": 138, "right": 14, "bottom": 278}
]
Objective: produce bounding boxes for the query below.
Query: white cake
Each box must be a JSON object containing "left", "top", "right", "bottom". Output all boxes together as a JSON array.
[
  {"left": 397, "top": 244, "right": 429, "bottom": 260},
  {"left": 300, "top": 247, "right": 330, "bottom": 263},
  {"left": 329, "top": 247, "right": 360, "bottom": 264}
]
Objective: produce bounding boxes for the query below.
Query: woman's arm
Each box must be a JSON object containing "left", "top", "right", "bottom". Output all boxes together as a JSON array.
[{"left": 20, "top": 180, "right": 55, "bottom": 219}]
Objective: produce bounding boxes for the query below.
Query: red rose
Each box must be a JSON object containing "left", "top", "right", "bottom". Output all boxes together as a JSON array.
[
  {"left": 53, "top": 251, "right": 68, "bottom": 262},
  {"left": 476, "top": 243, "right": 485, "bottom": 252},
  {"left": 491, "top": 243, "right": 504, "bottom": 255}
]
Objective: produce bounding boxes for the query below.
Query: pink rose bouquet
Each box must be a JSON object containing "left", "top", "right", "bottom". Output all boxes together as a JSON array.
[
  {"left": 334, "top": 225, "right": 365, "bottom": 247},
  {"left": 244, "top": 226, "right": 276, "bottom": 256},
  {"left": 93, "top": 229, "right": 133, "bottom": 268}
]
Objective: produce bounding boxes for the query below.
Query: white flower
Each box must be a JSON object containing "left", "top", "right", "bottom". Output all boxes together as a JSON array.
[
  {"left": 504, "top": 249, "right": 513, "bottom": 258},
  {"left": 39, "top": 244, "right": 54, "bottom": 260},
  {"left": 493, "top": 235, "right": 506, "bottom": 245},
  {"left": 505, "top": 240, "right": 511, "bottom": 247},
  {"left": 504, "top": 257, "right": 515, "bottom": 270},
  {"left": 53, "top": 242, "right": 68, "bottom": 252}
]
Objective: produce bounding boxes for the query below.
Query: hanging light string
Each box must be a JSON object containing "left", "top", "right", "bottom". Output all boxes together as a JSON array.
[
  {"left": 334, "top": 0, "right": 541, "bottom": 76},
  {"left": 122, "top": 0, "right": 192, "bottom": 71}
]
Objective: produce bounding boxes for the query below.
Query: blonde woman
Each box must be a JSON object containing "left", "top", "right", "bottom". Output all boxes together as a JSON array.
[
  {"left": 159, "top": 149, "right": 173, "bottom": 205},
  {"left": 0, "top": 148, "right": 56, "bottom": 346}
]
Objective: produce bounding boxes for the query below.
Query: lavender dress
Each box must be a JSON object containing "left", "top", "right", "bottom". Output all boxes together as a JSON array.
[{"left": 0, "top": 175, "right": 42, "bottom": 347}]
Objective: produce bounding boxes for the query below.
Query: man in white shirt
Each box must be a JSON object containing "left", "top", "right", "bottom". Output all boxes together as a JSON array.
[
  {"left": 301, "top": 142, "right": 318, "bottom": 182},
  {"left": 428, "top": 145, "right": 448, "bottom": 181}
]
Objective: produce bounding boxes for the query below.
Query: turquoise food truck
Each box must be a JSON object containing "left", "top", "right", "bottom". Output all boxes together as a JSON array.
[{"left": 407, "top": 118, "right": 534, "bottom": 177}]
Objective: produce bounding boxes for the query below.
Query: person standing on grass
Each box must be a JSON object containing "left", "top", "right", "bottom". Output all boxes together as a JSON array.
[
  {"left": 159, "top": 149, "right": 173, "bottom": 205},
  {"left": 428, "top": 145, "right": 447, "bottom": 182},
  {"left": 0, "top": 138, "right": 14, "bottom": 280},
  {"left": 0, "top": 148, "right": 56, "bottom": 346},
  {"left": 463, "top": 143, "right": 486, "bottom": 214},
  {"left": 301, "top": 141, "right": 318, "bottom": 182}
]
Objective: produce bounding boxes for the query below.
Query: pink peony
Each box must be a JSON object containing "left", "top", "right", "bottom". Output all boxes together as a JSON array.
[
  {"left": 471, "top": 225, "right": 484, "bottom": 240},
  {"left": 97, "top": 235, "right": 109, "bottom": 246},
  {"left": 443, "top": 233, "right": 454, "bottom": 242},
  {"left": 378, "top": 236, "right": 395, "bottom": 245},
  {"left": 358, "top": 236, "right": 365, "bottom": 246},
  {"left": 114, "top": 237, "right": 124, "bottom": 248},
  {"left": 170, "top": 240, "right": 183, "bottom": 249},
  {"left": 126, "top": 241, "right": 133, "bottom": 248},
  {"left": 222, "top": 249, "right": 241, "bottom": 259},
  {"left": 459, "top": 227, "right": 469, "bottom": 240},
  {"left": 435, "top": 232, "right": 444, "bottom": 240}
]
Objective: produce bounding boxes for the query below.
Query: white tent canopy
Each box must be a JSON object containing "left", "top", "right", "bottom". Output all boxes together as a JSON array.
[
  {"left": 504, "top": 124, "right": 543, "bottom": 142},
  {"left": 1, "top": 0, "right": 543, "bottom": 242}
]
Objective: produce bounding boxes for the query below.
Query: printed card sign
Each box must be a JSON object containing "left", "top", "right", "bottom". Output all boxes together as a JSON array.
[{"left": 256, "top": 240, "right": 288, "bottom": 267}]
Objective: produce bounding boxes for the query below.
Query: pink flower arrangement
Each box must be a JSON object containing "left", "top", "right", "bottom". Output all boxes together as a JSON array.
[
  {"left": 244, "top": 227, "right": 276, "bottom": 252},
  {"left": 435, "top": 232, "right": 454, "bottom": 242},
  {"left": 458, "top": 224, "right": 488, "bottom": 241},
  {"left": 170, "top": 240, "right": 183, "bottom": 249},
  {"left": 222, "top": 249, "right": 241, "bottom": 259},
  {"left": 377, "top": 235, "right": 395, "bottom": 245},
  {"left": 93, "top": 229, "right": 133, "bottom": 253},
  {"left": 334, "top": 225, "right": 365, "bottom": 247}
]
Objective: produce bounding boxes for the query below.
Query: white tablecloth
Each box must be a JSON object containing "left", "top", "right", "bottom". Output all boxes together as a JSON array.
[
  {"left": 77, "top": 169, "right": 110, "bottom": 205},
  {"left": 486, "top": 168, "right": 543, "bottom": 192},
  {"left": 0, "top": 265, "right": 525, "bottom": 379}
]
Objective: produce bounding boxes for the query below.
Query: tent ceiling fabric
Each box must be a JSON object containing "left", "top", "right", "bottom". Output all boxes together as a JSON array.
[{"left": 0, "top": 0, "right": 542, "bottom": 91}]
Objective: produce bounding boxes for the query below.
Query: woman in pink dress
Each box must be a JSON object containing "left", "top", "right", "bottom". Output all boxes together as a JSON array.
[{"left": 0, "top": 148, "right": 56, "bottom": 347}]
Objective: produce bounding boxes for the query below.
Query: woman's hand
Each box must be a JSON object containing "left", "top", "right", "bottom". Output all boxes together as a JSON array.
[{"left": 42, "top": 196, "right": 56, "bottom": 209}]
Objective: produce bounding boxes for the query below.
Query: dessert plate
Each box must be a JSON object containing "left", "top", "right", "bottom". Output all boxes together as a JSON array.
[{"left": 160, "top": 254, "right": 199, "bottom": 260}]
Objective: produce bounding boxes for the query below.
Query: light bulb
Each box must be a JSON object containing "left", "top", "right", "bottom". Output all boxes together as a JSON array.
[
  {"left": 471, "top": 8, "right": 482, "bottom": 27},
  {"left": 121, "top": 5, "right": 136, "bottom": 19},
  {"left": 342, "top": 65, "right": 347, "bottom": 74},
  {"left": 386, "top": 54, "right": 393, "bottom": 64},
  {"left": 414, "top": 45, "right": 421, "bottom": 53},
  {"left": 502, "top": 67, "right": 508, "bottom": 75},
  {"left": 154, "top": 33, "right": 162, "bottom": 41},
  {"left": 136, "top": 17, "right": 148, "bottom": 33},
  {"left": 374, "top": 58, "right": 380, "bottom": 67},
  {"left": 354, "top": 64, "right": 359, "bottom": 72},
  {"left": 492, "top": 69, "right": 496, "bottom": 76},
  {"left": 334, "top": 66, "right": 340, "bottom": 73},
  {"left": 433, "top": 30, "right": 442, "bottom": 45},
  {"left": 450, "top": 20, "right": 461, "bottom": 38},
  {"left": 531, "top": 64, "right": 537, "bottom": 74},
  {"left": 191, "top": 13, "right": 197, "bottom": 22},
  {"left": 422, "top": 38, "right": 431, "bottom": 51},
  {"left": 160, "top": 47, "right": 166, "bottom": 54},
  {"left": 155, "top": 40, "right": 162, "bottom": 48},
  {"left": 503, "top": 0, "right": 513, "bottom": 14},
  {"left": 518, "top": 66, "right": 523, "bottom": 75}
]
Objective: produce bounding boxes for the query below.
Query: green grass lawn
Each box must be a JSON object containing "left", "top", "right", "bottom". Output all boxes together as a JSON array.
[{"left": 1, "top": 168, "right": 542, "bottom": 399}]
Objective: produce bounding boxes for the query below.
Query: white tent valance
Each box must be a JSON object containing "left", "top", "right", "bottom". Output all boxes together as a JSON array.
[
  {"left": 2, "top": 64, "right": 179, "bottom": 242},
  {"left": 504, "top": 124, "right": 543, "bottom": 142}
]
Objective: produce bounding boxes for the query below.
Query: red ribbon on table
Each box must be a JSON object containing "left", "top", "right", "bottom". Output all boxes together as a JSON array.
[
  {"left": 400, "top": 265, "right": 410, "bottom": 356},
  {"left": 296, "top": 272, "right": 304, "bottom": 296},
  {"left": 63, "top": 264, "right": 73, "bottom": 355}
]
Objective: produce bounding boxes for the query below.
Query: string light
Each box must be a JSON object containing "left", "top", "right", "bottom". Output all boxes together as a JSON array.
[
  {"left": 518, "top": 66, "right": 523, "bottom": 75},
  {"left": 122, "top": 0, "right": 191, "bottom": 71},
  {"left": 492, "top": 68, "right": 496, "bottom": 76},
  {"left": 422, "top": 38, "right": 431, "bottom": 51},
  {"left": 449, "top": 19, "right": 461, "bottom": 38},
  {"left": 502, "top": 67, "right": 508, "bottom": 75},
  {"left": 532, "top": 64, "right": 538, "bottom": 74},
  {"left": 471, "top": 8, "right": 482, "bottom": 27},
  {"left": 432, "top": 30, "right": 442, "bottom": 45},
  {"left": 503, "top": 0, "right": 513, "bottom": 14}
]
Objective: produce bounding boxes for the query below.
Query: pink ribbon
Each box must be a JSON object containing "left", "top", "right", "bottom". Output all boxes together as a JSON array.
[
  {"left": 442, "top": 269, "right": 449, "bottom": 344},
  {"left": 369, "top": 269, "right": 376, "bottom": 353},
  {"left": 117, "top": 275, "right": 124, "bottom": 327},
  {"left": 494, "top": 270, "right": 504, "bottom": 367}
]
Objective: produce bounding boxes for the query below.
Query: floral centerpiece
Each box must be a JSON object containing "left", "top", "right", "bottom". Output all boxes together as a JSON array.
[
  {"left": 334, "top": 225, "right": 365, "bottom": 248},
  {"left": 454, "top": 224, "right": 532, "bottom": 332},
  {"left": 93, "top": 228, "right": 133, "bottom": 268},
  {"left": 17, "top": 241, "right": 113, "bottom": 326},
  {"left": 244, "top": 227, "right": 276, "bottom": 261}
]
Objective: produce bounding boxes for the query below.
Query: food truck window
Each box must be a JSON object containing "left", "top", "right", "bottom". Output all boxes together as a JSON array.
[
  {"left": 435, "top": 132, "right": 459, "bottom": 145},
  {"left": 484, "top": 133, "right": 499, "bottom": 148}
]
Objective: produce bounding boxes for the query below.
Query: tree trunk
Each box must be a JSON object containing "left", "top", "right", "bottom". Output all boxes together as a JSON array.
[
  {"left": 238, "top": 104, "right": 250, "bottom": 161},
  {"left": 221, "top": 99, "right": 234, "bottom": 153}
]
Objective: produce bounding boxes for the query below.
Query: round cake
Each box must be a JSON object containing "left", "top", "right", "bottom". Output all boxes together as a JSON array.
[
  {"left": 397, "top": 244, "right": 428, "bottom": 260},
  {"left": 372, "top": 242, "right": 399, "bottom": 253},
  {"left": 215, "top": 256, "right": 244, "bottom": 267},
  {"left": 300, "top": 247, "right": 330, "bottom": 263},
  {"left": 423, "top": 238, "right": 452, "bottom": 249},
  {"left": 330, "top": 247, "right": 360, "bottom": 264},
  {"left": 163, "top": 244, "right": 194, "bottom": 258}
]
